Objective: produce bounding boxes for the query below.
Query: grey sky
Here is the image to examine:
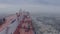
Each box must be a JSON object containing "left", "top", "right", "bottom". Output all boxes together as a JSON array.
[
  {"left": 0, "top": 0, "right": 60, "bottom": 5},
  {"left": 0, "top": 0, "right": 60, "bottom": 14}
]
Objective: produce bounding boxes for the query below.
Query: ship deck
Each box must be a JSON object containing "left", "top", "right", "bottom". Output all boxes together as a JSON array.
[{"left": 0, "top": 12, "right": 35, "bottom": 34}]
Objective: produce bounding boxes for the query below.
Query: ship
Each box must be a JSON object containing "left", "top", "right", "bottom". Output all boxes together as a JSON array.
[{"left": 0, "top": 9, "right": 36, "bottom": 34}]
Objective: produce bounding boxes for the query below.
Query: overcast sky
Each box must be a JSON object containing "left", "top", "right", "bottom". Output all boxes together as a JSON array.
[{"left": 0, "top": 0, "right": 60, "bottom": 14}]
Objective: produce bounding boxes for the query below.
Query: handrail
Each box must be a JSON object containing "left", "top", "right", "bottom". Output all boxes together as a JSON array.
[{"left": 0, "top": 15, "right": 16, "bottom": 32}]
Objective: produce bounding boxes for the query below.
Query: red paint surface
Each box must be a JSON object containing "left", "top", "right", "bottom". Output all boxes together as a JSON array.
[{"left": 13, "top": 15, "right": 34, "bottom": 34}]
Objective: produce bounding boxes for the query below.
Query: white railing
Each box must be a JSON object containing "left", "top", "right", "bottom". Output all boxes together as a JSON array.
[
  {"left": 0, "top": 28, "right": 7, "bottom": 34},
  {"left": 0, "top": 19, "right": 19, "bottom": 34}
]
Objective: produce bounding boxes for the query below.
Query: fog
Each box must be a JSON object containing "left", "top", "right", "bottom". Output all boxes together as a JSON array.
[{"left": 0, "top": 0, "right": 60, "bottom": 16}]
